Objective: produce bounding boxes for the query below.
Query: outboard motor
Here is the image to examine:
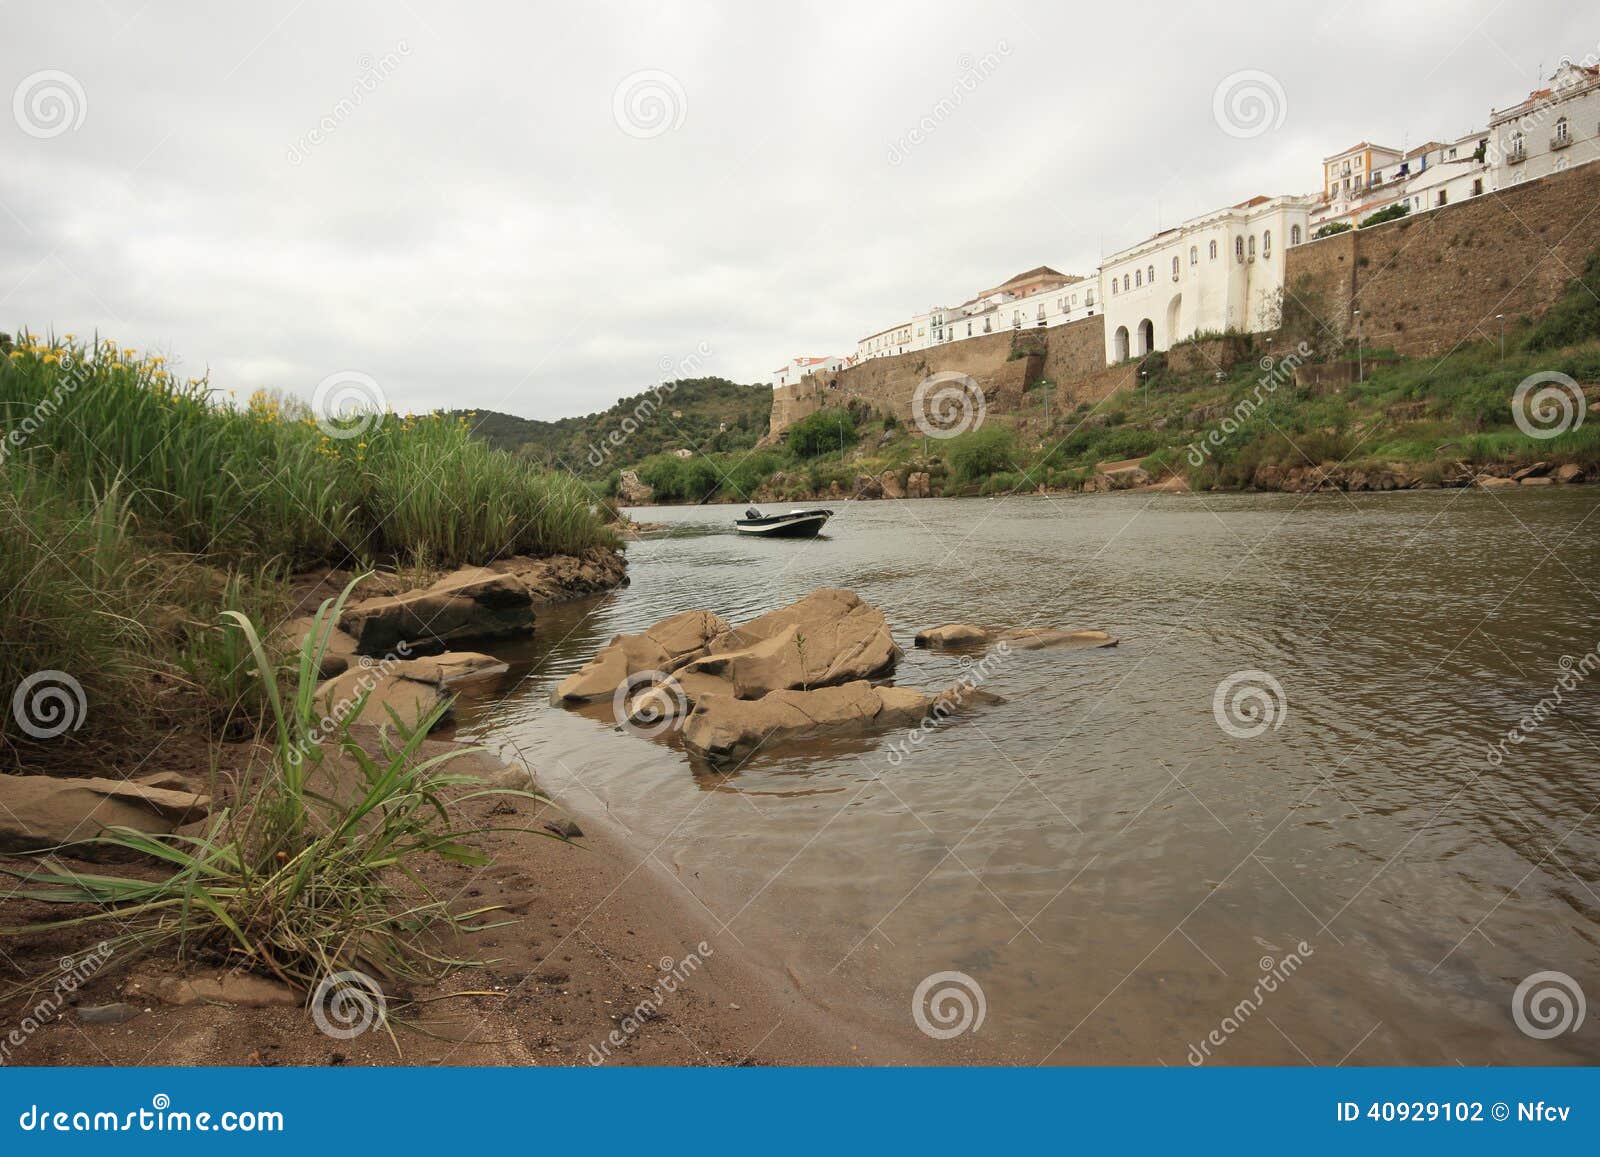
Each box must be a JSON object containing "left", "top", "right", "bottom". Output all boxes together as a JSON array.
[{"left": 745, "top": 507, "right": 762, "bottom": 520}]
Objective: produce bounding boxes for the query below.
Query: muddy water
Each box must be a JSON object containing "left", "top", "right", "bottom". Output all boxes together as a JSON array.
[{"left": 451, "top": 488, "right": 1600, "bottom": 1065}]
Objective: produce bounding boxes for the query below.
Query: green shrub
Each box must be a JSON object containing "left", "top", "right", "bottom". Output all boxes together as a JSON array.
[
  {"left": 785, "top": 407, "right": 858, "bottom": 458},
  {"left": 947, "top": 426, "right": 1018, "bottom": 484}
]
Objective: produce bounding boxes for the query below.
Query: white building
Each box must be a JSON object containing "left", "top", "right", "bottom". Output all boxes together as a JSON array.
[
  {"left": 1400, "top": 131, "right": 1490, "bottom": 213},
  {"left": 1489, "top": 60, "right": 1600, "bottom": 190},
  {"left": 1312, "top": 141, "right": 1406, "bottom": 231},
  {"left": 1099, "top": 194, "right": 1313, "bottom": 363},
  {"left": 856, "top": 320, "right": 913, "bottom": 361},
  {"left": 770, "top": 355, "right": 848, "bottom": 389},
  {"left": 916, "top": 266, "right": 1098, "bottom": 349}
]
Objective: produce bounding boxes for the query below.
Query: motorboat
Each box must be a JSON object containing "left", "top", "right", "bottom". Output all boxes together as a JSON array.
[{"left": 734, "top": 506, "right": 833, "bottom": 538}]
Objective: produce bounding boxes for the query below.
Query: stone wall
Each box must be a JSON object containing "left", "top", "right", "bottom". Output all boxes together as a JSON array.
[
  {"left": 764, "top": 315, "right": 1112, "bottom": 439},
  {"left": 1284, "top": 158, "right": 1600, "bottom": 357}
]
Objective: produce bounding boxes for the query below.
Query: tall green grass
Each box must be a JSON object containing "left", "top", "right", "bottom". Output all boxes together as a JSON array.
[{"left": 0, "top": 334, "right": 614, "bottom": 568}]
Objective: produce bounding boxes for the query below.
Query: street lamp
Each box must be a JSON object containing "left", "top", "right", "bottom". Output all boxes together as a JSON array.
[
  {"left": 1141, "top": 369, "right": 1148, "bottom": 404},
  {"left": 1497, "top": 314, "right": 1506, "bottom": 362},
  {"left": 1352, "top": 309, "right": 1363, "bottom": 382}
]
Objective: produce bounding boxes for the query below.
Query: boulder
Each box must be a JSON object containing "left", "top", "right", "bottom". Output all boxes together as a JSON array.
[
  {"left": 881, "top": 470, "right": 905, "bottom": 499},
  {"left": 1555, "top": 463, "right": 1586, "bottom": 484},
  {"left": 550, "top": 610, "right": 730, "bottom": 703},
  {"left": 681, "top": 679, "right": 1003, "bottom": 763},
  {"left": 1103, "top": 465, "right": 1151, "bottom": 490},
  {"left": 340, "top": 568, "right": 534, "bottom": 655},
  {"left": 1476, "top": 474, "right": 1518, "bottom": 489},
  {"left": 1510, "top": 461, "right": 1550, "bottom": 481},
  {"left": 314, "top": 666, "right": 449, "bottom": 729},
  {"left": 854, "top": 474, "right": 884, "bottom": 500},
  {"left": 0, "top": 774, "right": 211, "bottom": 858},
  {"left": 618, "top": 469, "right": 654, "bottom": 505},
  {"left": 390, "top": 651, "right": 509, "bottom": 689},
  {"left": 906, "top": 471, "right": 932, "bottom": 499},
  {"left": 1520, "top": 475, "right": 1555, "bottom": 486},
  {"left": 913, "top": 623, "right": 992, "bottom": 649},
  {"left": 681, "top": 589, "right": 899, "bottom": 697},
  {"left": 279, "top": 614, "right": 360, "bottom": 678},
  {"left": 122, "top": 969, "right": 299, "bottom": 1008}
]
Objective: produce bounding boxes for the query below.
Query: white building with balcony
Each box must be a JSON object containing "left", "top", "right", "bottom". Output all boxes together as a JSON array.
[
  {"left": 1489, "top": 60, "right": 1600, "bottom": 189},
  {"left": 770, "top": 355, "right": 848, "bottom": 388},
  {"left": 1098, "top": 194, "right": 1313, "bottom": 363},
  {"left": 856, "top": 321, "right": 913, "bottom": 361}
]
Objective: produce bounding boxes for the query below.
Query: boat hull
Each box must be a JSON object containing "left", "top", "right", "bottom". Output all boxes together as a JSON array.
[{"left": 734, "top": 511, "right": 832, "bottom": 538}]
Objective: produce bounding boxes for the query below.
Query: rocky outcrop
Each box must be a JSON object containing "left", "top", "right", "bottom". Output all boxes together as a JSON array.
[
  {"left": 914, "top": 624, "right": 1119, "bottom": 651},
  {"left": 313, "top": 651, "right": 507, "bottom": 729},
  {"left": 339, "top": 549, "right": 626, "bottom": 655},
  {"left": 278, "top": 614, "right": 360, "bottom": 677},
  {"left": 854, "top": 473, "right": 884, "bottom": 500},
  {"left": 1556, "top": 463, "right": 1586, "bottom": 484},
  {"left": 907, "top": 471, "right": 932, "bottom": 498},
  {"left": 678, "top": 589, "right": 899, "bottom": 698},
  {"left": 0, "top": 773, "right": 211, "bottom": 858},
  {"left": 880, "top": 470, "right": 905, "bottom": 499},
  {"left": 550, "top": 610, "right": 731, "bottom": 703},
  {"left": 680, "top": 679, "right": 1002, "bottom": 763},
  {"left": 618, "top": 469, "right": 654, "bottom": 505}
]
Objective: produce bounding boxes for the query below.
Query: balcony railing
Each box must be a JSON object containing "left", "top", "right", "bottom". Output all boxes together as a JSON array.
[
  {"left": 1551, "top": 134, "right": 1573, "bottom": 151},
  {"left": 1507, "top": 145, "right": 1527, "bottom": 164}
]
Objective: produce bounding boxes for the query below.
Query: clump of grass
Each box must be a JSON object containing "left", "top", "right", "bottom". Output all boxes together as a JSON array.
[
  {"left": 0, "top": 334, "right": 615, "bottom": 570},
  {"left": 0, "top": 581, "right": 532, "bottom": 1001}
]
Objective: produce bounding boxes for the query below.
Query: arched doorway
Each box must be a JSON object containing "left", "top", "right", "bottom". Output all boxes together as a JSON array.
[
  {"left": 1137, "top": 319, "right": 1154, "bottom": 355},
  {"left": 1113, "top": 325, "right": 1130, "bottom": 362},
  {"left": 1166, "top": 295, "right": 1183, "bottom": 345}
]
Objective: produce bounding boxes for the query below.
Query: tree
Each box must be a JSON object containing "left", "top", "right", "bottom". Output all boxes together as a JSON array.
[
  {"left": 785, "top": 407, "right": 857, "bottom": 458},
  {"left": 1359, "top": 202, "right": 1411, "bottom": 229},
  {"left": 948, "top": 426, "right": 1018, "bottom": 484},
  {"left": 1313, "top": 221, "right": 1353, "bottom": 239}
]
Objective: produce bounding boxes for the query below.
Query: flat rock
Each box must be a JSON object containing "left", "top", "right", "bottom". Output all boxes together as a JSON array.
[
  {"left": 914, "top": 623, "right": 992, "bottom": 649},
  {"left": 314, "top": 666, "right": 449, "bottom": 729},
  {"left": 340, "top": 568, "right": 535, "bottom": 655},
  {"left": 550, "top": 610, "right": 730, "bottom": 703},
  {"left": 77, "top": 1003, "right": 142, "bottom": 1025},
  {"left": 683, "top": 589, "right": 899, "bottom": 697},
  {"left": 1519, "top": 475, "right": 1555, "bottom": 486},
  {"left": 1555, "top": 463, "right": 1586, "bottom": 483},
  {"left": 1476, "top": 474, "right": 1518, "bottom": 489},
  {"left": 390, "top": 651, "right": 509, "bottom": 688},
  {"left": 914, "top": 624, "right": 1118, "bottom": 651},
  {"left": 0, "top": 774, "right": 212, "bottom": 858},
  {"left": 122, "top": 969, "right": 299, "bottom": 1008}
]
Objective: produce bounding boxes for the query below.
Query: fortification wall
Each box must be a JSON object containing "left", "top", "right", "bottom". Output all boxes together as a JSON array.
[{"left": 1284, "top": 158, "right": 1600, "bottom": 356}]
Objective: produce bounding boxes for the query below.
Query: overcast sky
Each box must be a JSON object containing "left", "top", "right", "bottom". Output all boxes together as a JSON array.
[{"left": 1, "top": 0, "right": 1592, "bottom": 420}]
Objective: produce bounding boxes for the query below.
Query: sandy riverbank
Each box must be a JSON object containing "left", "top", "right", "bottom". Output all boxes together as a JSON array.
[{"left": 0, "top": 737, "right": 918, "bottom": 1067}]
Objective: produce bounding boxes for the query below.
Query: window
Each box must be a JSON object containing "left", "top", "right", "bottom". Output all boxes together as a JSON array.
[
  {"left": 1290, "top": 224, "right": 1302, "bottom": 245},
  {"left": 1262, "top": 230, "right": 1271, "bottom": 257},
  {"left": 1189, "top": 245, "right": 1198, "bottom": 265},
  {"left": 1171, "top": 256, "right": 1180, "bottom": 279},
  {"left": 1437, "top": 190, "right": 1448, "bottom": 206},
  {"left": 1110, "top": 280, "right": 1117, "bottom": 296},
  {"left": 1556, "top": 117, "right": 1570, "bottom": 142},
  {"left": 1123, "top": 274, "right": 1130, "bottom": 291},
  {"left": 1135, "top": 269, "right": 1142, "bottom": 287},
  {"left": 1235, "top": 237, "right": 1244, "bottom": 262},
  {"left": 1472, "top": 178, "right": 1483, "bottom": 196},
  {"left": 1147, "top": 264, "right": 1155, "bottom": 284},
  {"left": 1209, "top": 240, "right": 1218, "bottom": 260},
  {"left": 1248, "top": 235, "right": 1256, "bottom": 259},
  {"left": 1086, "top": 290, "right": 1095, "bottom": 306}
]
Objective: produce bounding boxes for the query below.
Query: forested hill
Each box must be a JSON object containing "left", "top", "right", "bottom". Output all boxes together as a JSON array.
[{"left": 450, "top": 377, "right": 770, "bottom": 476}]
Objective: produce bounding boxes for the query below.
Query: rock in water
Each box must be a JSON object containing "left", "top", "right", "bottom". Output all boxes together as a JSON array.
[
  {"left": 914, "top": 624, "right": 1118, "bottom": 651},
  {"left": 550, "top": 610, "right": 731, "bottom": 703}
]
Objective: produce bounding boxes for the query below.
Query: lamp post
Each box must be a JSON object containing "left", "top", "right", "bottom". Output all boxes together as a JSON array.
[
  {"left": 1141, "top": 369, "right": 1148, "bottom": 404},
  {"left": 1497, "top": 313, "right": 1506, "bottom": 362},
  {"left": 1353, "top": 309, "right": 1363, "bottom": 383}
]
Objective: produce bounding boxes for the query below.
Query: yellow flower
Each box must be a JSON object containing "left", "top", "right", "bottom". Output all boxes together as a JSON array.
[{"left": 7, "top": 351, "right": 22, "bottom": 360}]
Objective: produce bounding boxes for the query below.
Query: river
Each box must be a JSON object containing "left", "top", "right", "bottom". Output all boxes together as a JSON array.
[{"left": 450, "top": 487, "right": 1600, "bottom": 1065}]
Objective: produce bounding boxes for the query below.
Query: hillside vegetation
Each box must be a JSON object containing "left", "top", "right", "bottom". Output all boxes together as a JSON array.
[{"left": 453, "top": 376, "right": 770, "bottom": 476}]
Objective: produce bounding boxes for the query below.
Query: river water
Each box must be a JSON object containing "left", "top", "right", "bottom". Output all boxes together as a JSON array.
[{"left": 451, "top": 487, "right": 1600, "bottom": 1065}]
